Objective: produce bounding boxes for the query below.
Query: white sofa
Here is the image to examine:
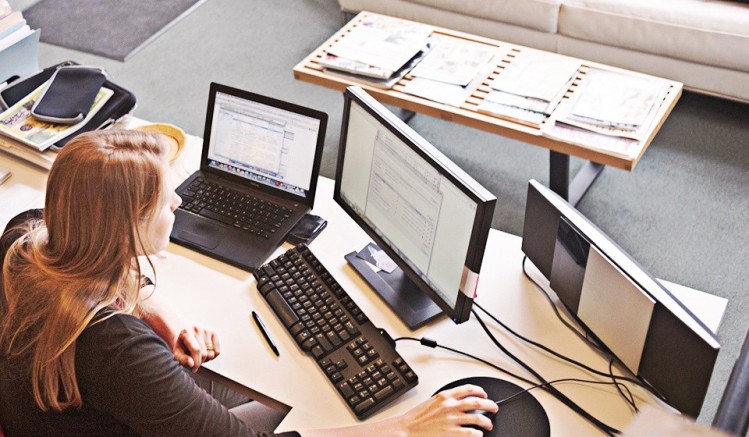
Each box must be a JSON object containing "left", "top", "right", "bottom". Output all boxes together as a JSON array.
[{"left": 337, "top": 0, "right": 749, "bottom": 102}]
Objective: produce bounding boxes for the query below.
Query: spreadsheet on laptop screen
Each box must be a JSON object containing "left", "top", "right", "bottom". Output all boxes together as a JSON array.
[{"left": 207, "top": 91, "right": 321, "bottom": 198}]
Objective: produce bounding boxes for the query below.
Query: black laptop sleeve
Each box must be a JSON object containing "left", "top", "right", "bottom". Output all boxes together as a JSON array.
[{"left": 0, "top": 60, "right": 137, "bottom": 150}]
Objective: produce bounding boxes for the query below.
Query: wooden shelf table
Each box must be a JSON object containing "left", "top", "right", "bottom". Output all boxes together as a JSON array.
[{"left": 293, "top": 12, "right": 683, "bottom": 205}]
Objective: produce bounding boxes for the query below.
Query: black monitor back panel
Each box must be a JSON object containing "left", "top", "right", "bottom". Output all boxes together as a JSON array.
[{"left": 521, "top": 180, "right": 719, "bottom": 418}]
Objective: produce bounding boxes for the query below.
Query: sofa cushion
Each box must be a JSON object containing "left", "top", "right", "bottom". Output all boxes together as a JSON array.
[
  {"left": 559, "top": 0, "right": 749, "bottom": 72},
  {"left": 400, "top": 0, "right": 562, "bottom": 33}
]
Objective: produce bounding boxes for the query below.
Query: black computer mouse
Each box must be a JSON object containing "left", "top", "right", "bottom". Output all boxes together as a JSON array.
[{"left": 435, "top": 376, "right": 550, "bottom": 437}]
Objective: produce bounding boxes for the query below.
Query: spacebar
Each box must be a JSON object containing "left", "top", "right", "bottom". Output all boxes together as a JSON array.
[
  {"left": 200, "top": 208, "right": 234, "bottom": 225},
  {"left": 266, "top": 290, "right": 300, "bottom": 328}
]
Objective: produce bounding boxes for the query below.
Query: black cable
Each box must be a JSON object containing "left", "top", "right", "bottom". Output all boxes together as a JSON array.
[
  {"left": 494, "top": 377, "right": 637, "bottom": 408},
  {"left": 519, "top": 256, "right": 664, "bottom": 401},
  {"left": 471, "top": 309, "right": 620, "bottom": 435},
  {"left": 521, "top": 256, "right": 602, "bottom": 348},
  {"left": 394, "top": 336, "right": 537, "bottom": 386},
  {"left": 396, "top": 336, "right": 642, "bottom": 411},
  {"left": 609, "top": 359, "right": 638, "bottom": 412},
  {"left": 473, "top": 301, "right": 656, "bottom": 396}
]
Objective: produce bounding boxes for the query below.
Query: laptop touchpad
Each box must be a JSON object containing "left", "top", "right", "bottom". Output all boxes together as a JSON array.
[{"left": 180, "top": 225, "right": 224, "bottom": 250}]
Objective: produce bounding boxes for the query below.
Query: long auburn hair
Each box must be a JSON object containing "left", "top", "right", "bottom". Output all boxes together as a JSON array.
[{"left": 0, "top": 129, "right": 170, "bottom": 412}]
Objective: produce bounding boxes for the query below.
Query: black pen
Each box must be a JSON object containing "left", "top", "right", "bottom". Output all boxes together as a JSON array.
[{"left": 252, "top": 311, "right": 280, "bottom": 356}]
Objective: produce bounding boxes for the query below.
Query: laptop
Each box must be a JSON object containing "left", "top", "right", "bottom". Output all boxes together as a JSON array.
[{"left": 170, "top": 82, "right": 327, "bottom": 271}]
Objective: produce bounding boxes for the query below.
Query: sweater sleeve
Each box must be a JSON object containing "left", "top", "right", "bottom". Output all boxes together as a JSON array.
[{"left": 76, "top": 313, "right": 300, "bottom": 437}]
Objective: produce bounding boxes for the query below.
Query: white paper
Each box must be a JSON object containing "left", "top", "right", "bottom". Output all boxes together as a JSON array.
[
  {"left": 490, "top": 50, "right": 580, "bottom": 101},
  {"left": 477, "top": 99, "right": 547, "bottom": 126},
  {"left": 409, "top": 37, "right": 496, "bottom": 86},
  {"left": 543, "top": 121, "right": 641, "bottom": 158},
  {"left": 570, "top": 68, "right": 668, "bottom": 127}
]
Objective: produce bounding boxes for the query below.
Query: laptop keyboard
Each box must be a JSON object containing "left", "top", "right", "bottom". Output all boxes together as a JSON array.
[
  {"left": 178, "top": 177, "right": 293, "bottom": 239},
  {"left": 254, "top": 244, "right": 419, "bottom": 419}
]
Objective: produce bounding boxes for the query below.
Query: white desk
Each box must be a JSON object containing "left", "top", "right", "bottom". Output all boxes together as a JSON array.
[{"left": 0, "top": 127, "right": 727, "bottom": 435}]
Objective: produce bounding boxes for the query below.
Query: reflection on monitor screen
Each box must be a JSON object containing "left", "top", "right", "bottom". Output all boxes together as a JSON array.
[{"left": 334, "top": 86, "right": 496, "bottom": 326}]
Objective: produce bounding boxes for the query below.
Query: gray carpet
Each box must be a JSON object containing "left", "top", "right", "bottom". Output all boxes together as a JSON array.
[
  {"left": 23, "top": 0, "right": 207, "bottom": 61},
  {"left": 9, "top": 0, "right": 749, "bottom": 428}
]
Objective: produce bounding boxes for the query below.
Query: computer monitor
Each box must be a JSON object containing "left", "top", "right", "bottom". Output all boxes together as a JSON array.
[
  {"left": 521, "top": 179, "right": 719, "bottom": 417},
  {"left": 334, "top": 86, "right": 496, "bottom": 327}
]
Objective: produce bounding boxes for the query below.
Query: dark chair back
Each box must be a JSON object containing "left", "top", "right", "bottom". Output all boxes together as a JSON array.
[{"left": 712, "top": 327, "right": 749, "bottom": 436}]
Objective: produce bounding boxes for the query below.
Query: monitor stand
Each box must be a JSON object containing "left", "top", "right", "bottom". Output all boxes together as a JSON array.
[{"left": 344, "top": 244, "right": 442, "bottom": 330}]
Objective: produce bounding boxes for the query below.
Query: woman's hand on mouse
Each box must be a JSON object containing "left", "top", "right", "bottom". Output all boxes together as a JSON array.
[
  {"left": 396, "top": 384, "right": 498, "bottom": 436},
  {"left": 299, "top": 384, "right": 498, "bottom": 437}
]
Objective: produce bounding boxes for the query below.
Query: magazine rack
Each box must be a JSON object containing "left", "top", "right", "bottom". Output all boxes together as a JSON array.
[{"left": 293, "top": 11, "right": 682, "bottom": 205}]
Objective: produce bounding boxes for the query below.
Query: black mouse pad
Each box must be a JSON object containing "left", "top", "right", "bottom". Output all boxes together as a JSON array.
[{"left": 435, "top": 376, "right": 550, "bottom": 437}]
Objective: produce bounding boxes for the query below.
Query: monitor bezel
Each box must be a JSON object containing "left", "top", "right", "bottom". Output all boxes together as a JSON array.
[{"left": 333, "top": 86, "right": 496, "bottom": 324}]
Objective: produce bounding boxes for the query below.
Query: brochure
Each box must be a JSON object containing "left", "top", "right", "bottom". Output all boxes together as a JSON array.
[
  {"left": 477, "top": 98, "right": 548, "bottom": 127},
  {"left": 408, "top": 36, "right": 497, "bottom": 87},
  {"left": 0, "top": 80, "right": 113, "bottom": 151},
  {"left": 543, "top": 121, "right": 641, "bottom": 159},
  {"left": 489, "top": 50, "right": 580, "bottom": 102},
  {"left": 568, "top": 68, "right": 668, "bottom": 128},
  {"left": 327, "top": 15, "right": 433, "bottom": 73},
  {"left": 402, "top": 53, "right": 498, "bottom": 107}
]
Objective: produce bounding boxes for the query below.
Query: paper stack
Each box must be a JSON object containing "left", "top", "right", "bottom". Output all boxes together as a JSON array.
[
  {"left": 544, "top": 68, "right": 669, "bottom": 157},
  {"left": 401, "top": 36, "right": 499, "bottom": 107},
  {"left": 478, "top": 50, "right": 580, "bottom": 127},
  {"left": 0, "top": 0, "right": 39, "bottom": 86},
  {"left": 321, "top": 15, "right": 433, "bottom": 89}
]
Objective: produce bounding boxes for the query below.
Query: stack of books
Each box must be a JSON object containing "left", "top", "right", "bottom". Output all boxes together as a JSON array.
[
  {"left": 478, "top": 50, "right": 580, "bottom": 127},
  {"left": 544, "top": 68, "right": 669, "bottom": 158},
  {"left": 321, "top": 15, "right": 433, "bottom": 89},
  {"left": 0, "top": 0, "right": 39, "bottom": 88}
]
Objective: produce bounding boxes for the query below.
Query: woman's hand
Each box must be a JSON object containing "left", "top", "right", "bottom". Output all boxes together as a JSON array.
[
  {"left": 397, "top": 384, "right": 499, "bottom": 436},
  {"left": 172, "top": 325, "right": 221, "bottom": 372},
  {"left": 137, "top": 289, "right": 221, "bottom": 372},
  {"left": 300, "top": 384, "right": 499, "bottom": 437}
]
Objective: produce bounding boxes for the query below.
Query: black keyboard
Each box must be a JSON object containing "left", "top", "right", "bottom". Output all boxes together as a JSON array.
[
  {"left": 253, "top": 244, "right": 419, "bottom": 419},
  {"left": 178, "top": 177, "right": 293, "bottom": 239}
]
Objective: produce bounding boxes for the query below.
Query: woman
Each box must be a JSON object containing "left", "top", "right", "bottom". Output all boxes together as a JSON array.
[{"left": 0, "top": 129, "right": 497, "bottom": 436}]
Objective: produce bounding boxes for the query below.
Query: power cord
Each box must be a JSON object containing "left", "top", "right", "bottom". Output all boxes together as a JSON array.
[
  {"left": 395, "top": 336, "right": 640, "bottom": 410},
  {"left": 519, "top": 256, "right": 664, "bottom": 402},
  {"left": 396, "top": 335, "right": 623, "bottom": 435},
  {"left": 473, "top": 301, "right": 658, "bottom": 402},
  {"left": 470, "top": 309, "right": 621, "bottom": 435},
  {"left": 520, "top": 256, "right": 602, "bottom": 349}
]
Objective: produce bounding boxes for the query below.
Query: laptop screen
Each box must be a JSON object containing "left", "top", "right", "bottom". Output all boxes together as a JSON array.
[{"left": 205, "top": 91, "right": 322, "bottom": 199}]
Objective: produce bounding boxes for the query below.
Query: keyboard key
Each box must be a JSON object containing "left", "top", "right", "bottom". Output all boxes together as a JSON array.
[{"left": 266, "top": 290, "right": 299, "bottom": 328}]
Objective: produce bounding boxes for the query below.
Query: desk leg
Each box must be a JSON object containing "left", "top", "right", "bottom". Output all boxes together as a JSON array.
[{"left": 549, "top": 151, "right": 605, "bottom": 207}]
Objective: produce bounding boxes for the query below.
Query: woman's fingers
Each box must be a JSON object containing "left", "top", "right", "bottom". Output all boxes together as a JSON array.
[
  {"left": 179, "top": 328, "right": 204, "bottom": 372},
  {"left": 210, "top": 331, "right": 221, "bottom": 357}
]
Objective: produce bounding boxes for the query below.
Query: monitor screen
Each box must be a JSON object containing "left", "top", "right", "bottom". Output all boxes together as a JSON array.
[
  {"left": 204, "top": 88, "right": 323, "bottom": 199},
  {"left": 334, "top": 86, "right": 496, "bottom": 325},
  {"left": 521, "top": 179, "right": 719, "bottom": 417}
]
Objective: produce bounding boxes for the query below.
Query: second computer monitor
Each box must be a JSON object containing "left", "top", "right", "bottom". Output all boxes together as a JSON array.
[{"left": 334, "top": 86, "right": 496, "bottom": 326}]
